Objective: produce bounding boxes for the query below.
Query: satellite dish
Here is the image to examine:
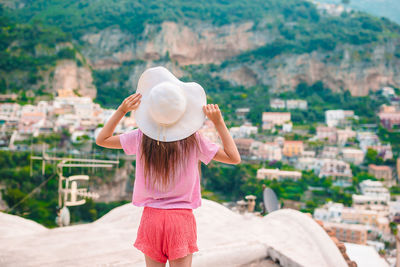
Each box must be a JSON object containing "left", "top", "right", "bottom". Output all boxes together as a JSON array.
[
  {"left": 60, "top": 206, "right": 70, "bottom": 226},
  {"left": 263, "top": 187, "right": 280, "bottom": 213}
]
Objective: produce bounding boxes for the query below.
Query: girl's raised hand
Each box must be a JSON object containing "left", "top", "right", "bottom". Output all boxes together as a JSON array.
[
  {"left": 203, "top": 104, "right": 224, "bottom": 126},
  {"left": 118, "top": 93, "right": 141, "bottom": 114}
]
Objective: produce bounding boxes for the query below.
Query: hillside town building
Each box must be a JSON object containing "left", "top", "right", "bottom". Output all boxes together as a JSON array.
[
  {"left": 321, "top": 146, "right": 339, "bottom": 159},
  {"left": 234, "top": 138, "right": 254, "bottom": 157},
  {"left": 318, "top": 159, "right": 352, "bottom": 180},
  {"left": 352, "top": 180, "right": 390, "bottom": 212},
  {"left": 341, "top": 148, "right": 364, "bottom": 165},
  {"left": 314, "top": 202, "right": 344, "bottom": 222},
  {"left": 336, "top": 128, "right": 356, "bottom": 145},
  {"left": 324, "top": 222, "right": 368, "bottom": 245},
  {"left": 282, "top": 140, "right": 303, "bottom": 157},
  {"left": 316, "top": 126, "right": 337, "bottom": 143},
  {"left": 357, "top": 131, "right": 380, "bottom": 149},
  {"left": 262, "top": 112, "right": 291, "bottom": 130},
  {"left": 229, "top": 123, "right": 258, "bottom": 138},
  {"left": 256, "top": 168, "right": 302, "bottom": 181},
  {"left": 253, "top": 142, "right": 282, "bottom": 161},
  {"left": 270, "top": 99, "right": 307, "bottom": 110},
  {"left": 368, "top": 164, "right": 394, "bottom": 186},
  {"left": 270, "top": 98, "right": 285, "bottom": 109},
  {"left": 235, "top": 108, "right": 250, "bottom": 119},
  {"left": 286, "top": 99, "right": 307, "bottom": 110},
  {"left": 379, "top": 112, "right": 400, "bottom": 129},
  {"left": 325, "top": 110, "right": 355, "bottom": 127}
]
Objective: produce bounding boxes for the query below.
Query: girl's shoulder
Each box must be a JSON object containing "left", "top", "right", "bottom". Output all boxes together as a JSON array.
[{"left": 120, "top": 128, "right": 143, "bottom": 155}]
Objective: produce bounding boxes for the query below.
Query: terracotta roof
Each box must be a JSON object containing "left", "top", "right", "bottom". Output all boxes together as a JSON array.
[
  {"left": 314, "top": 218, "right": 358, "bottom": 267},
  {"left": 368, "top": 164, "right": 391, "bottom": 171}
]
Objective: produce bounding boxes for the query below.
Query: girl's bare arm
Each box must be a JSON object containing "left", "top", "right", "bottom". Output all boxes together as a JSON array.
[
  {"left": 96, "top": 93, "right": 141, "bottom": 149},
  {"left": 203, "top": 104, "right": 241, "bottom": 165}
]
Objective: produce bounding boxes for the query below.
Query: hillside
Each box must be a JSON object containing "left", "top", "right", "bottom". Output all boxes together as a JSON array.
[
  {"left": 0, "top": 0, "right": 399, "bottom": 105},
  {"left": 0, "top": 7, "right": 96, "bottom": 99},
  {"left": 312, "top": 0, "right": 400, "bottom": 25}
]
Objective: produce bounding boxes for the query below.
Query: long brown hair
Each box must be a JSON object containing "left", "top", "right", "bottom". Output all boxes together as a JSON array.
[{"left": 140, "top": 133, "right": 198, "bottom": 191}]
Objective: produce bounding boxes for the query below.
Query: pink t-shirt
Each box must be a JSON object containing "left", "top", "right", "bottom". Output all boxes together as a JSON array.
[{"left": 119, "top": 129, "right": 219, "bottom": 209}]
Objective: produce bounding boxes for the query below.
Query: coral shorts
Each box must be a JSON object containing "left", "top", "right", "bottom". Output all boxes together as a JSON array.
[{"left": 134, "top": 206, "right": 199, "bottom": 263}]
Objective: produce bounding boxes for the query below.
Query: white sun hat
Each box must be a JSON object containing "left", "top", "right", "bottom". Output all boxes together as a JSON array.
[{"left": 134, "top": 66, "right": 207, "bottom": 142}]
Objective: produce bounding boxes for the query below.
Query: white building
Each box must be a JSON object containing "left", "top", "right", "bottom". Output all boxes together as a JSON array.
[
  {"left": 56, "top": 114, "right": 80, "bottom": 132},
  {"left": 295, "top": 157, "right": 318, "bottom": 171},
  {"left": 325, "top": 110, "right": 354, "bottom": 127},
  {"left": 352, "top": 180, "right": 390, "bottom": 210},
  {"left": 381, "top": 86, "right": 396, "bottom": 99},
  {"left": 321, "top": 146, "right": 339, "bottom": 159},
  {"left": 199, "top": 120, "right": 221, "bottom": 145},
  {"left": 18, "top": 105, "right": 46, "bottom": 136},
  {"left": 229, "top": 123, "right": 258, "bottom": 138},
  {"left": 388, "top": 201, "right": 400, "bottom": 221},
  {"left": 0, "top": 103, "right": 20, "bottom": 122},
  {"left": 235, "top": 108, "right": 250, "bottom": 119},
  {"left": 302, "top": 150, "right": 316, "bottom": 158},
  {"left": 357, "top": 132, "right": 380, "bottom": 151},
  {"left": 336, "top": 128, "right": 356, "bottom": 145},
  {"left": 270, "top": 99, "right": 307, "bottom": 110},
  {"left": 255, "top": 142, "right": 282, "bottom": 161},
  {"left": 341, "top": 148, "right": 364, "bottom": 165},
  {"left": 318, "top": 159, "right": 352, "bottom": 179},
  {"left": 282, "top": 122, "right": 292, "bottom": 133},
  {"left": 262, "top": 112, "right": 291, "bottom": 130},
  {"left": 360, "top": 180, "right": 390, "bottom": 201},
  {"left": 270, "top": 99, "right": 285, "bottom": 109},
  {"left": 256, "top": 168, "right": 302, "bottom": 181},
  {"left": 286, "top": 99, "right": 307, "bottom": 110},
  {"left": 316, "top": 126, "right": 337, "bottom": 143},
  {"left": 313, "top": 202, "right": 344, "bottom": 222}
]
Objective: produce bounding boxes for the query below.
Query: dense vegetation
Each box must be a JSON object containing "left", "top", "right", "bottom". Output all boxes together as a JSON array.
[
  {"left": 93, "top": 60, "right": 143, "bottom": 108},
  {"left": 5, "top": 0, "right": 318, "bottom": 38},
  {"left": 233, "top": 12, "right": 400, "bottom": 64},
  {"left": 7, "top": 0, "right": 400, "bottom": 44},
  {"left": 0, "top": 7, "right": 78, "bottom": 94}
]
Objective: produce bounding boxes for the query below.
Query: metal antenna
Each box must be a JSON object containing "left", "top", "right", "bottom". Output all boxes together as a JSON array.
[
  {"left": 42, "top": 143, "right": 45, "bottom": 176},
  {"left": 31, "top": 144, "right": 119, "bottom": 226},
  {"left": 30, "top": 137, "right": 33, "bottom": 177}
]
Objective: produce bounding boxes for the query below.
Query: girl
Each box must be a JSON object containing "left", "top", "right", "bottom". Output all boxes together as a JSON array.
[{"left": 96, "top": 67, "right": 240, "bottom": 267}]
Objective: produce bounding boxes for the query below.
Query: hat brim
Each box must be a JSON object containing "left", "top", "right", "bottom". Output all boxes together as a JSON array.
[{"left": 134, "top": 66, "right": 206, "bottom": 142}]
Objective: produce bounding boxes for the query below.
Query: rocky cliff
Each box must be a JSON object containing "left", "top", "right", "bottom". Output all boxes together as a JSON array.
[
  {"left": 52, "top": 60, "right": 97, "bottom": 98},
  {"left": 219, "top": 41, "right": 400, "bottom": 96},
  {"left": 91, "top": 160, "right": 135, "bottom": 202},
  {"left": 79, "top": 20, "right": 400, "bottom": 96},
  {"left": 81, "top": 21, "right": 276, "bottom": 67}
]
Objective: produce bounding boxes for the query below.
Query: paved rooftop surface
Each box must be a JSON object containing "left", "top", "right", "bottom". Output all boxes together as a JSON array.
[{"left": 0, "top": 199, "right": 348, "bottom": 267}]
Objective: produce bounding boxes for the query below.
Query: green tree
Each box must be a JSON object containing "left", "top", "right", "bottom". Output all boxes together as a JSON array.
[{"left": 365, "top": 148, "right": 384, "bottom": 165}]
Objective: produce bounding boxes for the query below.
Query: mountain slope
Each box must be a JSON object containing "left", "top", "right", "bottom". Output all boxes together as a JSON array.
[
  {"left": 312, "top": 0, "right": 400, "bottom": 25},
  {"left": 1, "top": 0, "right": 399, "bottom": 102}
]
